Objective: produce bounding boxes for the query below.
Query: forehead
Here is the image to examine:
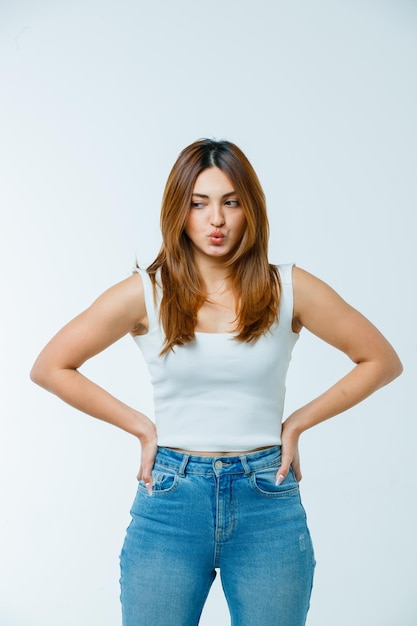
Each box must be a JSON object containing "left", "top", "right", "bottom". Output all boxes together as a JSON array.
[{"left": 192, "top": 167, "right": 234, "bottom": 194}]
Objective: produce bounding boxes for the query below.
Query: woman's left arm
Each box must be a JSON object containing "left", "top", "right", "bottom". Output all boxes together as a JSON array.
[{"left": 277, "top": 266, "right": 403, "bottom": 484}]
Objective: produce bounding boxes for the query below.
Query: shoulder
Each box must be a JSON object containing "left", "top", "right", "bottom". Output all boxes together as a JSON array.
[
  {"left": 291, "top": 267, "right": 403, "bottom": 374},
  {"left": 292, "top": 266, "right": 329, "bottom": 292},
  {"left": 292, "top": 266, "right": 345, "bottom": 307},
  {"left": 291, "top": 266, "right": 365, "bottom": 347},
  {"left": 292, "top": 266, "right": 358, "bottom": 336},
  {"left": 89, "top": 272, "right": 148, "bottom": 335},
  {"left": 292, "top": 266, "right": 345, "bottom": 324},
  {"left": 31, "top": 274, "right": 149, "bottom": 369},
  {"left": 99, "top": 272, "right": 145, "bottom": 306}
]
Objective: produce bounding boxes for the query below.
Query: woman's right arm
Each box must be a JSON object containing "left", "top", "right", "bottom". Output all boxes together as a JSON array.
[{"left": 30, "top": 272, "right": 157, "bottom": 489}]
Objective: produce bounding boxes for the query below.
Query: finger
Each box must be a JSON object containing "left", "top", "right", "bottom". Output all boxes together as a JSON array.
[
  {"left": 290, "top": 444, "right": 301, "bottom": 480},
  {"left": 292, "top": 455, "right": 302, "bottom": 482},
  {"left": 292, "top": 463, "right": 302, "bottom": 482},
  {"left": 141, "top": 452, "right": 157, "bottom": 496},
  {"left": 138, "top": 466, "right": 153, "bottom": 495},
  {"left": 141, "top": 466, "right": 153, "bottom": 494},
  {"left": 275, "top": 454, "right": 292, "bottom": 485},
  {"left": 136, "top": 451, "right": 155, "bottom": 481}
]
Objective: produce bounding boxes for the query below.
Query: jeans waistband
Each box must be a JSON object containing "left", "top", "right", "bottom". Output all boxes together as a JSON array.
[{"left": 154, "top": 445, "right": 281, "bottom": 477}]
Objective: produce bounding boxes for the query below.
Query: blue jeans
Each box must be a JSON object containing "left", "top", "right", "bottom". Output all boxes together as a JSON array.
[{"left": 120, "top": 446, "right": 315, "bottom": 626}]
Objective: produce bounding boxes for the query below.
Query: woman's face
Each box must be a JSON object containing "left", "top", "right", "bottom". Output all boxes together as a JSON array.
[{"left": 185, "top": 167, "right": 247, "bottom": 264}]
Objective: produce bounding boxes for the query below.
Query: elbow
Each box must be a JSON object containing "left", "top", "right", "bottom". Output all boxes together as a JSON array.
[
  {"left": 30, "top": 358, "right": 53, "bottom": 389},
  {"left": 358, "top": 349, "right": 403, "bottom": 390},
  {"left": 381, "top": 351, "right": 403, "bottom": 387},
  {"left": 391, "top": 355, "right": 403, "bottom": 381},
  {"left": 30, "top": 358, "right": 77, "bottom": 391},
  {"left": 30, "top": 362, "right": 46, "bottom": 388}
]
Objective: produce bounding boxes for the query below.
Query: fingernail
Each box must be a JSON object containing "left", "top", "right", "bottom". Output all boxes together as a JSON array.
[
  {"left": 275, "top": 474, "right": 284, "bottom": 486},
  {"left": 145, "top": 482, "right": 153, "bottom": 496}
]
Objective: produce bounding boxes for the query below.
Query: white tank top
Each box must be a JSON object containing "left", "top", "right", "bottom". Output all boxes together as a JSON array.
[{"left": 133, "top": 264, "right": 299, "bottom": 451}]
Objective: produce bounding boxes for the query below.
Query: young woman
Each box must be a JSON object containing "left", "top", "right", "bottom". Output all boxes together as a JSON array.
[{"left": 30, "top": 139, "right": 402, "bottom": 626}]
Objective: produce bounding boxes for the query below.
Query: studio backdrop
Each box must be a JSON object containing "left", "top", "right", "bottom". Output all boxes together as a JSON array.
[{"left": 1, "top": 1, "right": 416, "bottom": 625}]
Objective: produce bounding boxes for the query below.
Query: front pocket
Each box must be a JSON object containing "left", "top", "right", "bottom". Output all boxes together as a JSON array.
[
  {"left": 251, "top": 466, "right": 299, "bottom": 498},
  {"left": 137, "top": 468, "right": 180, "bottom": 496}
]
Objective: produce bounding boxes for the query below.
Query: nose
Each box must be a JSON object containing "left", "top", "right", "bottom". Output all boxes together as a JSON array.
[{"left": 210, "top": 204, "right": 225, "bottom": 227}]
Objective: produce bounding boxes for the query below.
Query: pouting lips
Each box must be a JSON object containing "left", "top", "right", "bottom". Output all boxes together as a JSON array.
[{"left": 208, "top": 230, "right": 225, "bottom": 244}]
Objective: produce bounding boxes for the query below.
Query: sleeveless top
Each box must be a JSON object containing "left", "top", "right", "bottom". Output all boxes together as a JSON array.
[{"left": 132, "top": 264, "right": 299, "bottom": 451}]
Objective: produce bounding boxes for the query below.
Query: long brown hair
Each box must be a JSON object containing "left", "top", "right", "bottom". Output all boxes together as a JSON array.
[{"left": 147, "top": 139, "right": 281, "bottom": 354}]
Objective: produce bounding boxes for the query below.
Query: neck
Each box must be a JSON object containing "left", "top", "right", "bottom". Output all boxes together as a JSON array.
[
  {"left": 198, "top": 262, "right": 232, "bottom": 295},
  {"left": 190, "top": 246, "right": 238, "bottom": 297}
]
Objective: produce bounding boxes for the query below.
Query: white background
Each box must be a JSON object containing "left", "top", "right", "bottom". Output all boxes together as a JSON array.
[{"left": 1, "top": 1, "right": 416, "bottom": 624}]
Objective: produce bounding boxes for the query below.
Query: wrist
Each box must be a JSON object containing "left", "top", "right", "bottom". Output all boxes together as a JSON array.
[
  {"left": 130, "top": 410, "right": 157, "bottom": 442},
  {"left": 282, "top": 412, "right": 306, "bottom": 437}
]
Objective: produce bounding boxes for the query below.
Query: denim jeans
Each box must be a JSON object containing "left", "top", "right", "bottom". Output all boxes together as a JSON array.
[{"left": 120, "top": 446, "right": 315, "bottom": 626}]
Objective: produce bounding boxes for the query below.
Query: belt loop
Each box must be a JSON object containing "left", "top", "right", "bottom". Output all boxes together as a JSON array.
[
  {"left": 178, "top": 454, "right": 190, "bottom": 477},
  {"left": 240, "top": 455, "right": 251, "bottom": 476}
]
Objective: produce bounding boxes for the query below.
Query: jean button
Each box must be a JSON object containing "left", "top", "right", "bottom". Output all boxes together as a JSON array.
[{"left": 214, "top": 460, "right": 223, "bottom": 470}]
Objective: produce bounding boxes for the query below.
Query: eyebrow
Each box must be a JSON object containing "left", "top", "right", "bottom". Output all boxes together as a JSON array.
[{"left": 191, "top": 191, "right": 237, "bottom": 199}]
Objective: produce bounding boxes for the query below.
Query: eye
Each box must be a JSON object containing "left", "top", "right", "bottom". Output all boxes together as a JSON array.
[
  {"left": 191, "top": 201, "right": 205, "bottom": 209},
  {"left": 225, "top": 199, "right": 240, "bottom": 207}
]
